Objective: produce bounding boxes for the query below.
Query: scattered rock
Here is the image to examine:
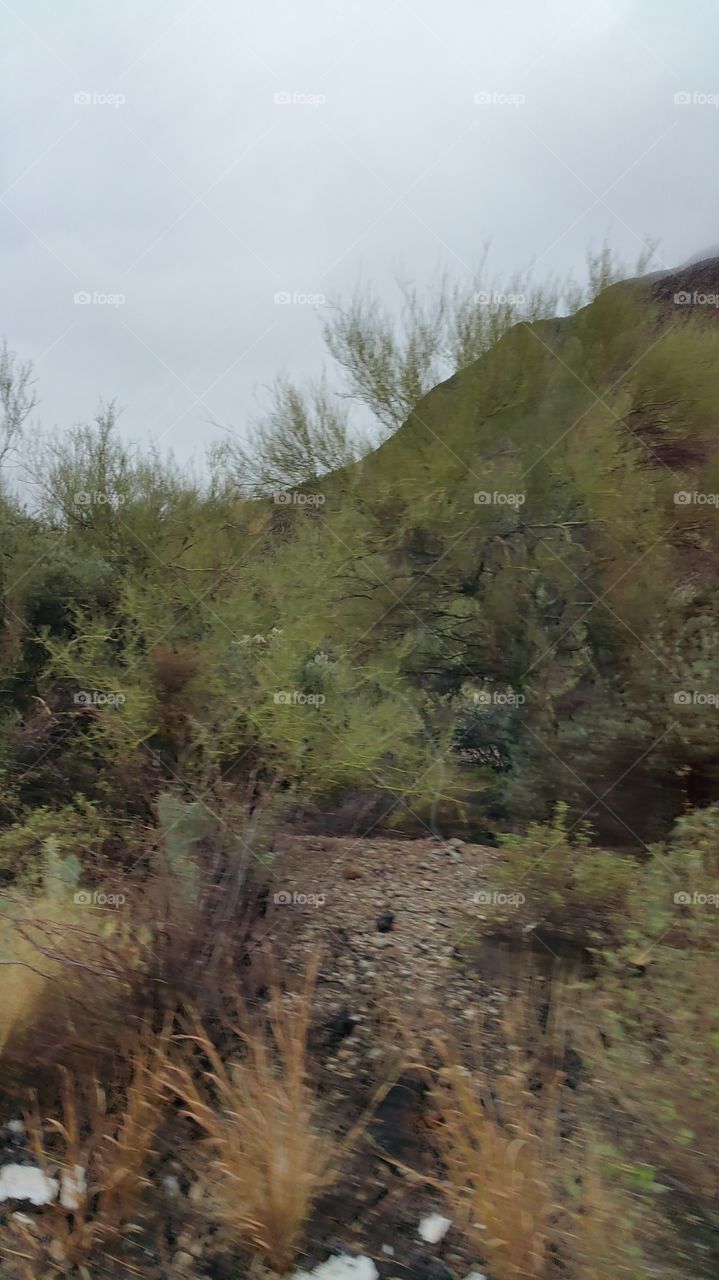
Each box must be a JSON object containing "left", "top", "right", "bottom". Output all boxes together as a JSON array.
[
  {"left": 314, "top": 1005, "right": 358, "bottom": 1055},
  {"left": 368, "top": 1072, "right": 428, "bottom": 1163},
  {"left": 342, "top": 863, "right": 364, "bottom": 880},
  {"left": 293, "top": 1253, "right": 379, "bottom": 1280},
  {"left": 407, "top": 1253, "right": 454, "bottom": 1280},
  {"left": 418, "top": 1213, "right": 452, "bottom": 1244},
  {"left": 0, "top": 1165, "right": 58, "bottom": 1205},
  {"left": 376, "top": 912, "right": 395, "bottom": 933}
]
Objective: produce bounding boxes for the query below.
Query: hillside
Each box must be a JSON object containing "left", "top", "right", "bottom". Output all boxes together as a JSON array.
[{"left": 0, "top": 257, "right": 718, "bottom": 1279}]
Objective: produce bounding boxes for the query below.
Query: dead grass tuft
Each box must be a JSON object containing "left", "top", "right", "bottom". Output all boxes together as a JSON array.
[
  {"left": 166, "top": 955, "right": 371, "bottom": 1272},
  {"left": 2, "top": 1022, "right": 170, "bottom": 1278}
]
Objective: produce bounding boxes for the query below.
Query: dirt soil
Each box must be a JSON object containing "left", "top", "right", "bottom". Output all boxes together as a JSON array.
[{"left": 237, "top": 832, "right": 562, "bottom": 1280}]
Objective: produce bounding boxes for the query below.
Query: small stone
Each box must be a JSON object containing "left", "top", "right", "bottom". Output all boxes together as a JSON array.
[
  {"left": 408, "top": 1254, "right": 453, "bottom": 1280},
  {"left": 418, "top": 1212, "right": 452, "bottom": 1243},
  {"left": 0, "top": 1165, "right": 58, "bottom": 1205},
  {"left": 7, "top": 1120, "right": 25, "bottom": 1135},
  {"left": 293, "top": 1254, "right": 379, "bottom": 1280}
]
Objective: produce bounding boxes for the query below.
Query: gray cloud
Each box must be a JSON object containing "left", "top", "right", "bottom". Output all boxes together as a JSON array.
[{"left": 1, "top": 0, "right": 716, "bottom": 464}]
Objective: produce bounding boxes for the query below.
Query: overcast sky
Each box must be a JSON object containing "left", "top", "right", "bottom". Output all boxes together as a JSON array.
[{"left": 1, "top": 0, "right": 717, "bottom": 467}]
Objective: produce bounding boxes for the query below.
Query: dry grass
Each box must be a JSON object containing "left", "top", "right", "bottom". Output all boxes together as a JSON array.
[
  {"left": 2, "top": 1023, "right": 170, "bottom": 1278},
  {"left": 428, "top": 1016, "right": 558, "bottom": 1280},
  {"left": 425, "top": 983, "right": 659, "bottom": 1280},
  {"left": 166, "top": 955, "right": 369, "bottom": 1272}
]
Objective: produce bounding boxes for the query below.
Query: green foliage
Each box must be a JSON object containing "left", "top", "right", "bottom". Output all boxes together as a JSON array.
[
  {"left": 488, "top": 802, "right": 635, "bottom": 937},
  {"left": 156, "top": 792, "right": 211, "bottom": 900},
  {"left": 587, "top": 808, "right": 719, "bottom": 1221},
  {"left": 0, "top": 800, "right": 112, "bottom": 888},
  {"left": 3, "top": 249, "right": 719, "bottom": 843}
]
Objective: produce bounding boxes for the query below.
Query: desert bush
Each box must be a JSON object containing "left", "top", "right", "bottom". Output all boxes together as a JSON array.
[
  {"left": 488, "top": 804, "right": 635, "bottom": 938},
  {"left": 584, "top": 807, "right": 719, "bottom": 1223}
]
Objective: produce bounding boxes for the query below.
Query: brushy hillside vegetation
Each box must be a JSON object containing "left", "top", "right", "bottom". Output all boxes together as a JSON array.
[
  {"left": 0, "top": 248, "right": 718, "bottom": 1278},
  {"left": 4, "top": 249, "right": 719, "bottom": 840}
]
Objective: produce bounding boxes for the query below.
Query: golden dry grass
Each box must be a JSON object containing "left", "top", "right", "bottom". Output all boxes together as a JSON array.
[
  {"left": 2, "top": 1024, "right": 169, "bottom": 1278},
  {"left": 425, "top": 983, "right": 659, "bottom": 1280},
  {"left": 429, "top": 1043, "right": 556, "bottom": 1279},
  {"left": 166, "top": 955, "right": 370, "bottom": 1272}
]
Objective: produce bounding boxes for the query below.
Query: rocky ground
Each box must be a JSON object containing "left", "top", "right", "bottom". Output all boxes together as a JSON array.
[
  {"left": 0, "top": 834, "right": 567, "bottom": 1280},
  {"left": 245, "top": 833, "right": 554, "bottom": 1280}
]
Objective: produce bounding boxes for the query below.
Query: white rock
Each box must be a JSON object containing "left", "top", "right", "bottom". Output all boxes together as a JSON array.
[
  {"left": 7, "top": 1119, "right": 25, "bottom": 1135},
  {"left": 162, "top": 1174, "right": 181, "bottom": 1197},
  {"left": 293, "top": 1253, "right": 379, "bottom": 1280},
  {"left": 60, "top": 1164, "right": 86, "bottom": 1209},
  {"left": 0, "top": 1165, "right": 58, "bottom": 1205},
  {"left": 381, "top": 1245, "right": 395, "bottom": 1255},
  {"left": 464, "top": 1273, "right": 488, "bottom": 1280},
  {"left": 418, "top": 1212, "right": 452, "bottom": 1244}
]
